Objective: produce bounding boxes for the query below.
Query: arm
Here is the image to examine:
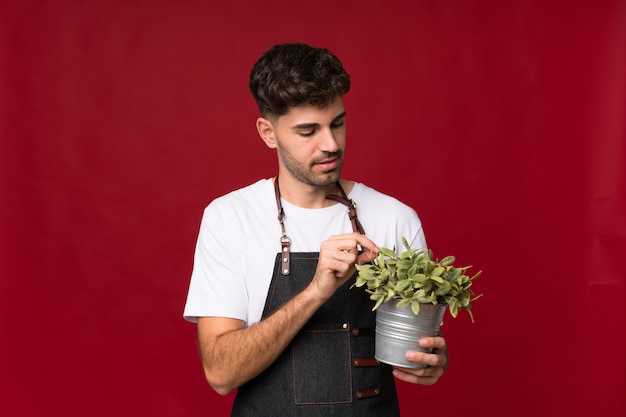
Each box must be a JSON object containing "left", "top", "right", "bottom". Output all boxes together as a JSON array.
[
  {"left": 197, "top": 286, "right": 324, "bottom": 395},
  {"left": 197, "top": 233, "right": 379, "bottom": 395}
]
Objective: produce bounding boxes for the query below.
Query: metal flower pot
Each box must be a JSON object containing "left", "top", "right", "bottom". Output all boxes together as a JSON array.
[{"left": 375, "top": 300, "right": 446, "bottom": 369}]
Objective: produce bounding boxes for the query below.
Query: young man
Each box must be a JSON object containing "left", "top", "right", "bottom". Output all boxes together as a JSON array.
[{"left": 184, "top": 43, "right": 448, "bottom": 416}]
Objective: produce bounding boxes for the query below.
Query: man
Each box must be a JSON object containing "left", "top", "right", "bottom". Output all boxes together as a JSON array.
[{"left": 184, "top": 43, "right": 448, "bottom": 416}]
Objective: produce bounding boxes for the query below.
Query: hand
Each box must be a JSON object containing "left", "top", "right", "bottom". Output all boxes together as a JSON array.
[
  {"left": 309, "top": 233, "right": 379, "bottom": 301},
  {"left": 392, "top": 336, "right": 448, "bottom": 386}
]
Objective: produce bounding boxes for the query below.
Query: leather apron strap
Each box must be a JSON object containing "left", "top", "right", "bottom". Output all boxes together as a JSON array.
[{"left": 274, "top": 177, "right": 365, "bottom": 276}]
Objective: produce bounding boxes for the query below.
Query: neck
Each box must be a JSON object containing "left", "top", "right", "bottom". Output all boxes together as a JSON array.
[{"left": 275, "top": 176, "right": 352, "bottom": 209}]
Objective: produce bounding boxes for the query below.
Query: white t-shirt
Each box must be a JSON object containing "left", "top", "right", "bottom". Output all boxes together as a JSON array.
[{"left": 183, "top": 178, "right": 426, "bottom": 326}]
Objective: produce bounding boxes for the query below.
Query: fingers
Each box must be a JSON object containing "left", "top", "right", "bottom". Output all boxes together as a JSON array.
[
  {"left": 392, "top": 364, "right": 445, "bottom": 386},
  {"left": 325, "top": 233, "right": 379, "bottom": 259},
  {"left": 395, "top": 336, "right": 447, "bottom": 386},
  {"left": 405, "top": 349, "right": 444, "bottom": 368},
  {"left": 314, "top": 234, "right": 380, "bottom": 298},
  {"left": 419, "top": 336, "right": 447, "bottom": 351},
  {"left": 408, "top": 337, "right": 448, "bottom": 367},
  {"left": 319, "top": 247, "right": 357, "bottom": 276},
  {"left": 320, "top": 234, "right": 379, "bottom": 277}
]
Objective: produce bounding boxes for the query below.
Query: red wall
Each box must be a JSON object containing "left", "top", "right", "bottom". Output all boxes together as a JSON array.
[{"left": 1, "top": 1, "right": 624, "bottom": 416}]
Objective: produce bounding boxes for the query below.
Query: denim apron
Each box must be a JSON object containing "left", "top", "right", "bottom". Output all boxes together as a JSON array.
[{"left": 231, "top": 180, "right": 399, "bottom": 417}]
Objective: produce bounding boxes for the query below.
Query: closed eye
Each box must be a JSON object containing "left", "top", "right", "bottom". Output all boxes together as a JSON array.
[
  {"left": 299, "top": 128, "right": 317, "bottom": 137},
  {"left": 331, "top": 120, "right": 345, "bottom": 129},
  {"left": 331, "top": 111, "right": 346, "bottom": 129}
]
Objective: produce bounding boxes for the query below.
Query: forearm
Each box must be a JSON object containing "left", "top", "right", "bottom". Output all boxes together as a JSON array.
[{"left": 199, "top": 284, "right": 326, "bottom": 395}]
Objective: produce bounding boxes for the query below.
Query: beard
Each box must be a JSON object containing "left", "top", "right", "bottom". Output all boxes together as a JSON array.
[{"left": 277, "top": 143, "right": 343, "bottom": 187}]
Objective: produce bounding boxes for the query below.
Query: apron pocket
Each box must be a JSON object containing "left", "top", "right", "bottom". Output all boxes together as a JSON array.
[{"left": 292, "top": 322, "right": 352, "bottom": 405}]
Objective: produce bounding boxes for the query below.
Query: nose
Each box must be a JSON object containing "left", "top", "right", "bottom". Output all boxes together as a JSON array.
[{"left": 318, "top": 127, "right": 339, "bottom": 153}]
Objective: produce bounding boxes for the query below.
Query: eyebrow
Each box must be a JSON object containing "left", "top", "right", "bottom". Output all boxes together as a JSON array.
[{"left": 292, "top": 111, "right": 347, "bottom": 131}]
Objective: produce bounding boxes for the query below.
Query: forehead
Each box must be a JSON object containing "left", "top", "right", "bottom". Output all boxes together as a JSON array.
[{"left": 276, "top": 97, "right": 345, "bottom": 126}]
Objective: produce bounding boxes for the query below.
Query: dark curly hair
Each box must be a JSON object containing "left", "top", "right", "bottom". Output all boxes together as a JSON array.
[{"left": 249, "top": 43, "right": 351, "bottom": 118}]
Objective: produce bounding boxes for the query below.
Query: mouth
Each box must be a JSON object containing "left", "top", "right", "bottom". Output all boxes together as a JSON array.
[{"left": 314, "top": 157, "right": 340, "bottom": 172}]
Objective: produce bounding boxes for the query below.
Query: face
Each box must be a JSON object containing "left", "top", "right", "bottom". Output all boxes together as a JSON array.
[{"left": 266, "top": 97, "right": 347, "bottom": 187}]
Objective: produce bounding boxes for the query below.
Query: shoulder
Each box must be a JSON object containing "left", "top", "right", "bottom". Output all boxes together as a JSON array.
[
  {"left": 205, "top": 179, "right": 274, "bottom": 214},
  {"left": 195, "top": 179, "right": 277, "bottom": 252},
  {"left": 350, "top": 182, "right": 416, "bottom": 216},
  {"left": 198, "top": 178, "right": 276, "bottom": 243},
  {"left": 348, "top": 182, "right": 425, "bottom": 249}
]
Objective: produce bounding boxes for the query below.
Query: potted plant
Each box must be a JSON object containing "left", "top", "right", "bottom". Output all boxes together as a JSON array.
[{"left": 353, "top": 237, "right": 482, "bottom": 368}]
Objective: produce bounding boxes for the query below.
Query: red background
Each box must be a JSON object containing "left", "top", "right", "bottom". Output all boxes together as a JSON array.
[{"left": 1, "top": 1, "right": 625, "bottom": 416}]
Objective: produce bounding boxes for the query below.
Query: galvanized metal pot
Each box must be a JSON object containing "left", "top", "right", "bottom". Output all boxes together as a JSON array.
[{"left": 375, "top": 300, "right": 446, "bottom": 369}]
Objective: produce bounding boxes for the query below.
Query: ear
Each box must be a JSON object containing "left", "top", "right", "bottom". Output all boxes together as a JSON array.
[{"left": 256, "top": 117, "right": 277, "bottom": 149}]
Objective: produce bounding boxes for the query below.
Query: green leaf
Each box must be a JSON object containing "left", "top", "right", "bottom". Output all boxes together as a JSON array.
[
  {"left": 471, "top": 270, "right": 483, "bottom": 280},
  {"left": 425, "top": 260, "right": 435, "bottom": 275},
  {"left": 380, "top": 269, "right": 390, "bottom": 281},
  {"left": 435, "top": 281, "right": 452, "bottom": 296},
  {"left": 410, "top": 273, "right": 426, "bottom": 283},
  {"left": 440, "top": 256, "right": 456, "bottom": 267},
  {"left": 379, "top": 247, "right": 397, "bottom": 258},
  {"left": 396, "top": 299, "right": 411, "bottom": 308},
  {"left": 446, "top": 267, "right": 461, "bottom": 281},
  {"left": 432, "top": 266, "right": 445, "bottom": 277},
  {"left": 460, "top": 295, "right": 470, "bottom": 307},
  {"left": 395, "top": 279, "right": 412, "bottom": 292},
  {"left": 411, "top": 301, "right": 421, "bottom": 315},
  {"left": 353, "top": 277, "right": 367, "bottom": 287},
  {"left": 372, "top": 296, "right": 386, "bottom": 311}
]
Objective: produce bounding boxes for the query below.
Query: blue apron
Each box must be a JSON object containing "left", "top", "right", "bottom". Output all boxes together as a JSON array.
[{"left": 231, "top": 180, "right": 400, "bottom": 417}]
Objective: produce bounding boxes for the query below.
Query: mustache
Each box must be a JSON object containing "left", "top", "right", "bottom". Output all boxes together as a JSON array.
[{"left": 311, "top": 151, "right": 342, "bottom": 164}]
